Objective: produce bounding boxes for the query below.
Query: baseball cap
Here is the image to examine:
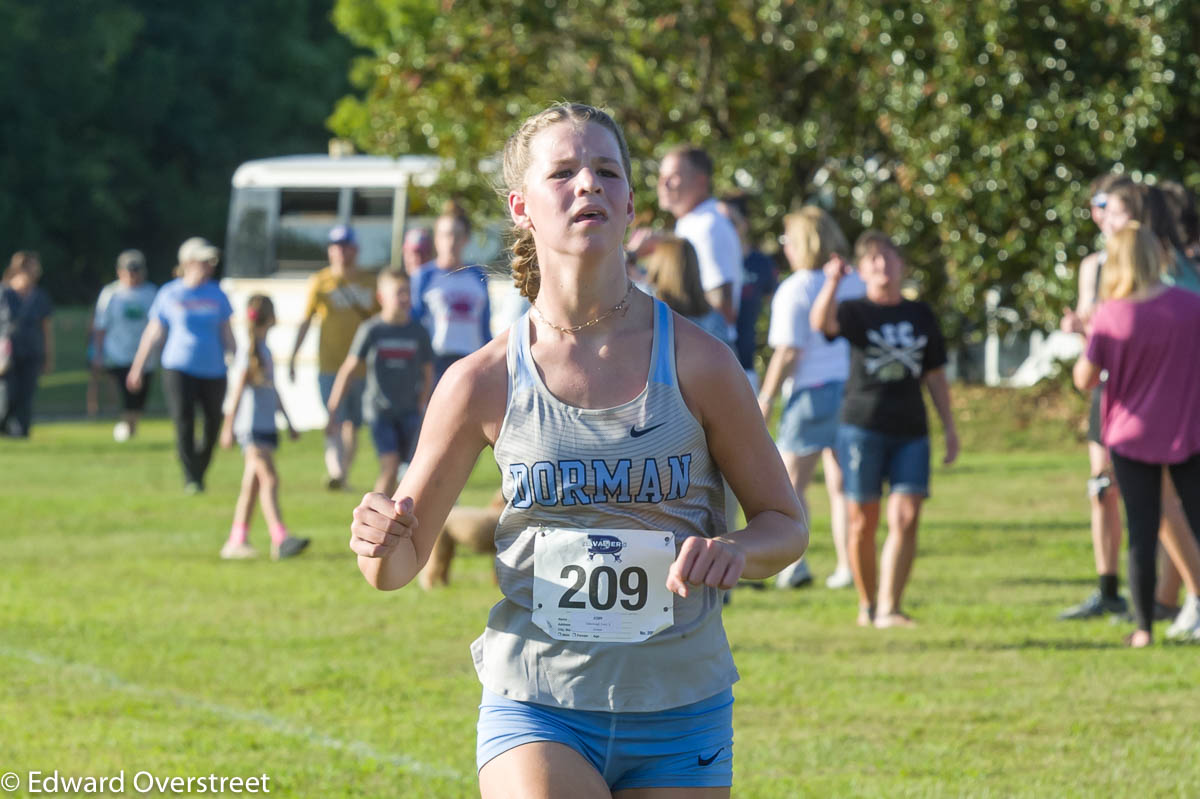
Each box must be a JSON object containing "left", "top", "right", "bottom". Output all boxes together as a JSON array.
[
  {"left": 116, "top": 249, "right": 146, "bottom": 272},
  {"left": 177, "top": 237, "right": 220, "bottom": 265},
  {"left": 328, "top": 225, "right": 358, "bottom": 246}
]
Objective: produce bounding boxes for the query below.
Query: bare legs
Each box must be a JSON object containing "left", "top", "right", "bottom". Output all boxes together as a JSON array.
[
  {"left": 375, "top": 452, "right": 401, "bottom": 497},
  {"left": 848, "top": 493, "right": 923, "bottom": 627},
  {"left": 478, "top": 741, "right": 730, "bottom": 799},
  {"left": 232, "top": 447, "right": 285, "bottom": 533},
  {"left": 822, "top": 448, "right": 850, "bottom": 577},
  {"left": 1087, "top": 442, "right": 1123, "bottom": 578},
  {"left": 1159, "top": 473, "right": 1200, "bottom": 597},
  {"left": 780, "top": 448, "right": 849, "bottom": 582},
  {"left": 324, "top": 419, "right": 359, "bottom": 486}
]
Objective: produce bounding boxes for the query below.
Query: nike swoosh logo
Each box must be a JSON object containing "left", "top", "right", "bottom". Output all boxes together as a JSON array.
[
  {"left": 630, "top": 423, "right": 664, "bottom": 438},
  {"left": 697, "top": 747, "right": 724, "bottom": 767}
]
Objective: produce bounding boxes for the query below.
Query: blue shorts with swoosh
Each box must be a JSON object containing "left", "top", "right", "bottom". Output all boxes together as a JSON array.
[{"left": 477, "top": 686, "right": 734, "bottom": 790}]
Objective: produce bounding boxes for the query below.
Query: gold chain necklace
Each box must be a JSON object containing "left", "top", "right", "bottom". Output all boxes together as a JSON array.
[{"left": 531, "top": 282, "right": 634, "bottom": 335}]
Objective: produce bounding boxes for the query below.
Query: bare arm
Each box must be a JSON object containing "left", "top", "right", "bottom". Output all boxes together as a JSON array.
[
  {"left": 220, "top": 320, "right": 235, "bottom": 359},
  {"left": 350, "top": 341, "right": 508, "bottom": 590},
  {"left": 41, "top": 317, "right": 54, "bottom": 374},
  {"left": 220, "top": 367, "right": 248, "bottom": 448},
  {"left": 676, "top": 319, "right": 808, "bottom": 591},
  {"left": 922, "top": 367, "right": 959, "bottom": 465},
  {"left": 704, "top": 283, "right": 736, "bottom": 325},
  {"left": 288, "top": 316, "right": 313, "bottom": 382},
  {"left": 810, "top": 256, "right": 849, "bottom": 338},
  {"left": 417, "top": 361, "right": 434, "bottom": 414},
  {"left": 1062, "top": 253, "right": 1101, "bottom": 334},
  {"left": 324, "top": 354, "right": 361, "bottom": 433},
  {"left": 757, "top": 345, "right": 800, "bottom": 423},
  {"left": 127, "top": 318, "right": 165, "bottom": 390},
  {"left": 1073, "top": 352, "right": 1102, "bottom": 392}
]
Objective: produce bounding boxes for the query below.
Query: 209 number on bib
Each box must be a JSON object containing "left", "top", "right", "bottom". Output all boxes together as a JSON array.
[{"left": 557, "top": 565, "right": 648, "bottom": 611}]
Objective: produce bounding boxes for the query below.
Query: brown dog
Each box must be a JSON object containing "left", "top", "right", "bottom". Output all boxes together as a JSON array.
[{"left": 418, "top": 489, "right": 505, "bottom": 589}]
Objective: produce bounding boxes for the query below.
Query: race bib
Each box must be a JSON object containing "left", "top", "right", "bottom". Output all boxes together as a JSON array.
[{"left": 531, "top": 527, "right": 676, "bottom": 643}]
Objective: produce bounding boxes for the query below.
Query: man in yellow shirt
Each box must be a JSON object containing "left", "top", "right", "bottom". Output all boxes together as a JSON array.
[{"left": 288, "top": 226, "right": 379, "bottom": 489}]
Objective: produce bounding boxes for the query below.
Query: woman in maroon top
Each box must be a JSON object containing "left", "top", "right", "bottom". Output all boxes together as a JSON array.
[{"left": 1073, "top": 222, "right": 1200, "bottom": 647}]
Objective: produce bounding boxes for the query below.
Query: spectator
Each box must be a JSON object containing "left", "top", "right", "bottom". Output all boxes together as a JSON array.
[
  {"left": 811, "top": 231, "right": 959, "bottom": 628},
  {"left": 760, "top": 207, "right": 866, "bottom": 591},
  {"left": 288, "top": 225, "right": 379, "bottom": 490},
  {"left": 127, "top": 237, "right": 233, "bottom": 493},
  {"left": 92, "top": 249, "right": 157, "bottom": 441},
  {"left": 641, "top": 235, "right": 731, "bottom": 343},
  {"left": 402, "top": 227, "right": 434, "bottom": 277},
  {"left": 1073, "top": 222, "right": 1200, "bottom": 646},
  {"left": 219, "top": 294, "right": 309, "bottom": 561},
  {"left": 1056, "top": 174, "right": 1133, "bottom": 620},
  {"left": 717, "top": 193, "right": 778, "bottom": 390},
  {"left": 327, "top": 268, "right": 433, "bottom": 497},
  {"left": 412, "top": 200, "right": 492, "bottom": 383},
  {"left": 0, "top": 251, "right": 53, "bottom": 438},
  {"left": 654, "top": 146, "right": 743, "bottom": 336}
]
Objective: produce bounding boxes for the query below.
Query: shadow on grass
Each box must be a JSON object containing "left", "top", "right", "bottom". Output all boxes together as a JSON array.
[{"left": 997, "top": 575, "right": 1096, "bottom": 587}]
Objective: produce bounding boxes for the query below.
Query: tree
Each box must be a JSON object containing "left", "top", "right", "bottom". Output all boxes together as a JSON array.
[
  {"left": 0, "top": 0, "right": 354, "bottom": 301},
  {"left": 329, "top": 0, "right": 1200, "bottom": 340}
]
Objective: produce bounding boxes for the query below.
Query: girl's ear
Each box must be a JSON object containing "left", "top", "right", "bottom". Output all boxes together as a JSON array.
[
  {"left": 508, "top": 191, "right": 534, "bottom": 231},
  {"left": 626, "top": 188, "right": 635, "bottom": 225}
]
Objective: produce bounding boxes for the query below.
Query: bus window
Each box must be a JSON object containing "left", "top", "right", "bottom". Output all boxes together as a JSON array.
[
  {"left": 277, "top": 189, "right": 340, "bottom": 272},
  {"left": 351, "top": 188, "right": 395, "bottom": 269},
  {"left": 225, "top": 187, "right": 275, "bottom": 278}
]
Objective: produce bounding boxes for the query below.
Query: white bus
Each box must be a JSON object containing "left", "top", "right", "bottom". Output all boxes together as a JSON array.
[{"left": 221, "top": 154, "right": 515, "bottom": 429}]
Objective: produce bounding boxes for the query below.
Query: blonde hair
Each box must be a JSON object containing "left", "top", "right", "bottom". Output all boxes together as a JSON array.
[
  {"left": 782, "top": 207, "right": 848, "bottom": 272},
  {"left": 642, "top": 236, "right": 711, "bottom": 318},
  {"left": 501, "top": 102, "right": 632, "bottom": 301},
  {"left": 1101, "top": 222, "right": 1165, "bottom": 300},
  {"left": 245, "top": 295, "right": 275, "bottom": 386},
  {"left": 3, "top": 250, "right": 41, "bottom": 284}
]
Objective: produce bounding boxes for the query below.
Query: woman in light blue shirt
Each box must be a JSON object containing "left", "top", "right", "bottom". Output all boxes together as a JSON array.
[{"left": 128, "top": 237, "right": 234, "bottom": 493}]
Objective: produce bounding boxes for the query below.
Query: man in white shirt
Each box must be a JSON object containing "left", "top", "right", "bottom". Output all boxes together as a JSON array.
[{"left": 656, "top": 146, "right": 743, "bottom": 333}]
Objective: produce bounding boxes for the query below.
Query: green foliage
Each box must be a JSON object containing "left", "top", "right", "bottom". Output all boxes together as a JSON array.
[
  {"left": 0, "top": 1, "right": 353, "bottom": 301},
  {"left": 330, "top": 0, "right": 1200, "bottom": 339}
]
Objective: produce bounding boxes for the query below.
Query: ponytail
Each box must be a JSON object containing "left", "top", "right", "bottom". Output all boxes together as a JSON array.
[{"left": 510, "top": 228, "right": 540, "bottom": 300}]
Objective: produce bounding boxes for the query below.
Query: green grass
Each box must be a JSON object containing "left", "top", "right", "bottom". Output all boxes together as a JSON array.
[
  {"left": 2, "top": 418, "right": 1197, "bottom": 798},
  {"left": 3, "top": 312, "right": 1196, "bottom": 797}
]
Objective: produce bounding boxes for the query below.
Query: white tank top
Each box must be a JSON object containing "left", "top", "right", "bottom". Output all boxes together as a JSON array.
[{"left": 470, "top": 297, "right": 739, "bottom": 711}]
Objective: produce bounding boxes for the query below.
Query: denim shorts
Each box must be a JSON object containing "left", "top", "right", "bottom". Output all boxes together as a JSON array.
[
  {"left": 318, "top": 373, "right": 364, "bottom": 427},
  {"left": 368, "top": 412, "right": 421, "bottom": 459},
  {"left": 776, "top": 380, "right": 844, "bottom": 456},
  {"left": 836, "top": 423, "right": 930, "bottom": 503},
  {"left": 477, "top": 687, "right": 734, "bottom": 791},
  {"left": 238, "top": 430, "right": 279, "bottom": 451}
]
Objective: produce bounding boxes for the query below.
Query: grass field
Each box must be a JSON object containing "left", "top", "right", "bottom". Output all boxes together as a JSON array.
[{"left": 3, "top": 314, "right": 1198, "bottom": 797}]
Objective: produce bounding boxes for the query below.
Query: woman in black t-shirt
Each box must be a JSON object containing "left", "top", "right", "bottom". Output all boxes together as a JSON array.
[{"left": 811, "top": 231, "right": 959, "bottom": 628}]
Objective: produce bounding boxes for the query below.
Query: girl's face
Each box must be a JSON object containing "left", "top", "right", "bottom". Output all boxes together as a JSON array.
[
  {"left": 1102, "top": 195, "right": 1132, "bottom": 237},
  {"left": 508, "top": 121, "right": 634, "bottom": 263}
]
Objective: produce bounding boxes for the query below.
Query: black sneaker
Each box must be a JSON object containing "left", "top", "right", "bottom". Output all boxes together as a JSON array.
[
  {"left": 272, "top": 537, "right": 311, "bottom": 561},
  {"left": 1058, "top": 591, "right": 1128, "bottom": 620},
  {"left": 1154, "top": 602, "right": 1180, "bottom": 622}
]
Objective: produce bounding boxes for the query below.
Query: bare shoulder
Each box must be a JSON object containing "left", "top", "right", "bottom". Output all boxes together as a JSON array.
[
  {"left": 430, "top": 330, "right": 511, "bottom": 442},
  {"left": 673, "top": 313, "right": 751, "bottom": 422}
]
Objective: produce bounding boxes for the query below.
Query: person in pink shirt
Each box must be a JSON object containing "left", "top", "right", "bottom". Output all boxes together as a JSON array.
[{"left": 1074, "top": 222, "right": 1200, "bottom": 647}]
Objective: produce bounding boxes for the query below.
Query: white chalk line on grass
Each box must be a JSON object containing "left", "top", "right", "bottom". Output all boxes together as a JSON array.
[{"left": 0, "top": 646, "right": 468, "bottom": 782}]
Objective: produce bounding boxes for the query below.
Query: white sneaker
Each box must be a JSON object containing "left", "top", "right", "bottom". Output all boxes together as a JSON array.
[
  {"left": 113, "top": 421, "right": 131, "bottom": 442},
  {"left": 825, "top": 566, "right": 854, "bottom": 589},
  {"left": 1165, "top": 595, "right": 1200, "bottom": 641},
  {"left": 220, "top": 541, "right": 259, "bottom": 560},
  {"left": 776, "top": 558, "right": 813, "bottom": 589}
]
